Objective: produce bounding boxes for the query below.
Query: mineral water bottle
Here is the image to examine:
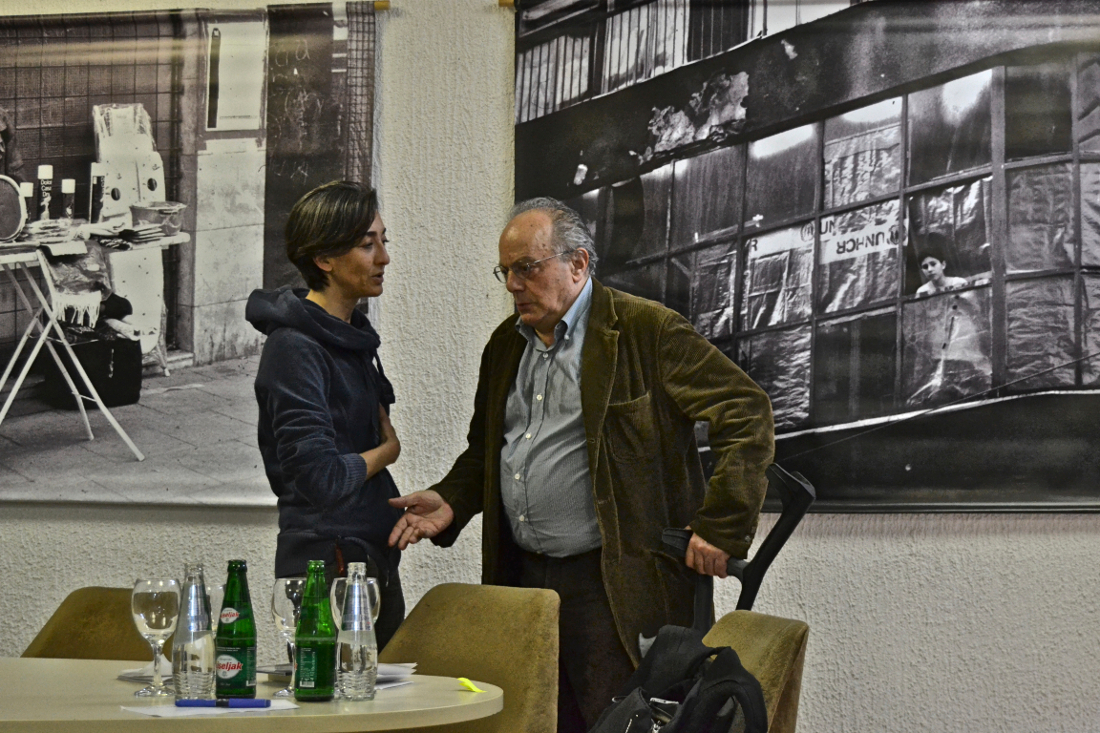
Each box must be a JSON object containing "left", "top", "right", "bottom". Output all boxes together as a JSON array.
[
  {"left": 215, "top": 559, "right": 257, "bottom": 699},
  {"left": 336, "top": 562, "right": 377, "bottom": 701},
  {"left": 172, "top": 562, "right": 215, "bottom": 700},
  {"left": 295, "top": 560, "right": 337, "bottom": 702}
]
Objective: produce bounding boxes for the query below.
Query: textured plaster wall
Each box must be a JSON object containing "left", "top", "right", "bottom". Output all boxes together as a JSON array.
[
  {"left": 369, "top": 0, "right": 516, "bottom": 604},
  {"left": 1, "top": 503, "right": 283, "bottom": 663},
  {"left": 735, "top": 513, "right": 1100, "bottom": 732},
  {"left": 2, "top": 1, "right": 1100, "bottom": 732}
]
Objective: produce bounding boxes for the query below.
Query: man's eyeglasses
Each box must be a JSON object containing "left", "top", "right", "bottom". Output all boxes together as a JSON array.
[{"left": 493, "top": 250, "right": 574, "bottom": 284}]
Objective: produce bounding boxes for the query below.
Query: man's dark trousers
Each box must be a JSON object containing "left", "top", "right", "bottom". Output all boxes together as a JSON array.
[{"left": 520, "top": 548, "right": 636, "bottom": 733}]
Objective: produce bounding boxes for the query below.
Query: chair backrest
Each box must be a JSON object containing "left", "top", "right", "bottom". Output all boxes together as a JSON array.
[
  {"left": 702, "top": 610, "right": 809, "bottom": 733},
  {"left": 22, "top": 586, "right": 150, "bottom": 661},
  {"left": 378, "top": 583, "right": 560, "bottom": 733}
]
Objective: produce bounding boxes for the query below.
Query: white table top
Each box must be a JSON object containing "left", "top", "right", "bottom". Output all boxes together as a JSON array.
[
  {"left": 0, "top": 658, "right": 503, "bottom": 732},
  {"left": 0, "top": 232, "right": 190, "bottom": 265}
]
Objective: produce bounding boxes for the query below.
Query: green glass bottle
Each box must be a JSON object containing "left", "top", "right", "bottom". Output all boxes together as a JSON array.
[
  {"left": 214, "top": 559, "right": 257, "bottom": 699},
  {"left": 294, "top": 560, "right": 337, "bottom": 702}
]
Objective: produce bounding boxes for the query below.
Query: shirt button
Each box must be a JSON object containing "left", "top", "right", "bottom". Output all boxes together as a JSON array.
[
  {"left": 519, "top": 515, "right": 526, "bottom": 522},
  {"left": 542, "top": 353, "right": 548, "bottom": 360},
  {"left": 525, "top": 433, "right": 532, "bottom": 440},
  {"left": 514, "top": 473, "right": 521, "bottom": 480},
  {"left": 536, "top": 394, "right": 543, "bottom": 401}
]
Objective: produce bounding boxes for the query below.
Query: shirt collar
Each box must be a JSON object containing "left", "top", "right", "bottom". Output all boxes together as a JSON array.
[{"left": 515, "top": 276, "right": 593, "bottom": 347}]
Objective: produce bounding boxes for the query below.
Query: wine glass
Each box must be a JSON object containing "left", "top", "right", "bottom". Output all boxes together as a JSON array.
[
  {"left": 330, "top": 576, "right": 380, "bottom": 626},
  {"left": 131, "top": 577, "right": 181, "bottom": 697},
  {"left": 270, "top": 577, "right": 307, "bottom": 698},
  {"left": 207, "top": 583, "right": 225, "bottom": 632}
]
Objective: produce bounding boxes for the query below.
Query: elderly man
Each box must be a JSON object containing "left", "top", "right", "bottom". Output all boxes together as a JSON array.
[{"left": 389, "top": 197, "right": 774, "bottom": 732}]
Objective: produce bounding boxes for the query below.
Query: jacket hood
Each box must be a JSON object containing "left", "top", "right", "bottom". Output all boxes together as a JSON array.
[{"left": 246, "top": 287, "right": 381, "bottom": 353}]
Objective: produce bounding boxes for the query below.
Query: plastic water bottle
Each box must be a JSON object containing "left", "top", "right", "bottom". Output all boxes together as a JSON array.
[
  {"left": 336, "top": 562, "right": 378, "bottom": 700},
  {"left": 173, "top": 562, "right": 215, "bottom": 699}
]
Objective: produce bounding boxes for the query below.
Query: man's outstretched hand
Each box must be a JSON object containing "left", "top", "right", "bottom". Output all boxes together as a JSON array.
[{"left": 388, "top": 490, "right": 455, "bottom": 550}]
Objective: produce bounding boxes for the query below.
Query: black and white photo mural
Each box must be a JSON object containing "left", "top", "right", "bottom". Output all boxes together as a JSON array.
[
  {"left": 514, "top": 0, "right": 1100, "bottom": 510},
  {"left": 0, "top": 3, "right": 377, "bottom": 506}
]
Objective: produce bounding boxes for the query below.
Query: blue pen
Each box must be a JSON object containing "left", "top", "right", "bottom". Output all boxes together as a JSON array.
[{"left": 176, "top": 699, "right": 272, "bottom": 708}]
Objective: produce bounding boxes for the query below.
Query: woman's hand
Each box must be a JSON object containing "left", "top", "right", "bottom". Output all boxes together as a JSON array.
[{"left": 361, "top": 405, "right": 401, "bottom": 480}]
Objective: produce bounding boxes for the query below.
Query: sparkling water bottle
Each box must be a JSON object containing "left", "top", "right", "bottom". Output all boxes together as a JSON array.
[
  {"left": 172, "top": 562, "right": 215, "bottom": 700},
  {"left": 336, "top": 562, "right": 378, "bottom": 701}
]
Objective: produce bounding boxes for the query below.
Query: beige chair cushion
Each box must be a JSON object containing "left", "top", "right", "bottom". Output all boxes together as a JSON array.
[
  {"left": 22, "top": 586, "right": 150, "bottom": 661},
  {"left": 379, "top": 583, "right": 560, "bottom": 733},
  {"left": 703, "top": 610, "right": 809, "bottom": 733}
]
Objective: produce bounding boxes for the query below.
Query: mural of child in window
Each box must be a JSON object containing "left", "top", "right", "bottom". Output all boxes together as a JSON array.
[
  {"left": 915, "top": 246, "right": 968, "bottom": 296},
  {"left": 904, "top": 233, "right": 992, "bottom": 406}
]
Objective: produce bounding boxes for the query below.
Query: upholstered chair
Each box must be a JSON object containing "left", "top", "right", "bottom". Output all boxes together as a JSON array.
[
  {"left": 379, "top": 582, "right": 560, "bottom": 733},
  {"left": 22, "top": 586, "right": 150, "bottom": 661},
  {"left": 703, "top": 610, "right": 810, "bottom": 733}
]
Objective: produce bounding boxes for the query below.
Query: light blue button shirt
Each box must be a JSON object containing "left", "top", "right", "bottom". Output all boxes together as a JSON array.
[{"left": 500, "top": 278, "right": 601, "bottom": 557}]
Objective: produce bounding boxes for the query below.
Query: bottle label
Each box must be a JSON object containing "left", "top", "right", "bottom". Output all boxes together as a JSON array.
[
  {"left": 220, "top": 607, "right": 240, "bottom": 625},
  {"left": 215, "top": 654, "right": 243, "bottom": 680},
  {"left": 215, "top": 646, "right": 256, "bottom": 686},
  {"left": 298, "top": 647, "right": 317, "bottom": 688}
]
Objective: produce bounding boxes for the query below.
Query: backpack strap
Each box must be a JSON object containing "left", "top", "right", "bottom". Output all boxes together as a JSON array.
[{"left": 666, "top": 646, "right": 768, "bottom": 733}]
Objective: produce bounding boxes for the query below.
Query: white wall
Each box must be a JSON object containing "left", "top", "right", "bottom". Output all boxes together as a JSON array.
[{"left": 3, "top": 1, "right": 1100, "bottom": 732}]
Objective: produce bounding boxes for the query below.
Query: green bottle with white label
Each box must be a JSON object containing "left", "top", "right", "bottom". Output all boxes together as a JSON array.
[
  {"left": 214, "top": 559, "right": 257, "bottom": 698},
  {"left": 294, "top": 560, "right": 337, "bottom": 702}
]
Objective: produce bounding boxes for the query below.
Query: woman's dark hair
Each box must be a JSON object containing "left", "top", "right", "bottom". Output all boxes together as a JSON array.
[{"left": 285, "top": 180, "right": 379, "bottom": 291}]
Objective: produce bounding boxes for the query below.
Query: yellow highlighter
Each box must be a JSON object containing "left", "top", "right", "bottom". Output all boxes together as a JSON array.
[{"left": 457, "top": 677, "right": 484, "bottom": 693}]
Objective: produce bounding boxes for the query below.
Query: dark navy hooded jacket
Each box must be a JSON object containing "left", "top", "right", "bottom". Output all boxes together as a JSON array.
[{"left": 246, "top": 287, "right": 402, "bottom": 577}]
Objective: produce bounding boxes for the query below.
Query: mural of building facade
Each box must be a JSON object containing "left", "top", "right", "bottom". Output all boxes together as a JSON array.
[{"left": 514, "top": 0, "right": 1100, "bottom": 509}]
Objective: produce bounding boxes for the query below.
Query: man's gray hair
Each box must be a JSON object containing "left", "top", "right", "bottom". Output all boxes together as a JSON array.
[{"left": 509, "top": 196, "right": 599, "bottom": 275}]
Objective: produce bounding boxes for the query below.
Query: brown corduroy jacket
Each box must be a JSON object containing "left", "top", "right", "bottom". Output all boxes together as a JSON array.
[{"left": 431, "top": 279, "right": 775, "bottom": 664}]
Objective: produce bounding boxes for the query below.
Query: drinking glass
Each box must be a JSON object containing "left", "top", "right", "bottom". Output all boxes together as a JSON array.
[
  {"left": 330, "top": 576, "right": 380, "bottom": 626},
  {"left": 131, "top": 577, "right": 181, "bottom": 697},
  {"left": 207, "top": 583, "right": 225, "bottom": 632},
  {"left": 270, "top": 576, "right": 307, "bottom": 698}
]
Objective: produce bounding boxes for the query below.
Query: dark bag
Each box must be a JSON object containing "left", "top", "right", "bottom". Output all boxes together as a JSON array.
[
  {"left": 38, "top": 323, "right": 143, "bottom": 409},
  {"left": 589, "top": 625, "right": 767, "bottom": 733}
]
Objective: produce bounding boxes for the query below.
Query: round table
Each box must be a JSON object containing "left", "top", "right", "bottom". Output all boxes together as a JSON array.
[{"left": 0, "top": 658, "right": 503, "bottom": 732}]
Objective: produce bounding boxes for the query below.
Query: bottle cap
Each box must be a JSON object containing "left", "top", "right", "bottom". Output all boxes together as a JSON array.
[
  {"left": 19, "top": 182, "right": 32, "bottom": 197},
  {"left": 37, "top": 164, "right": 53, "bottom": 179},
  {"left": 61, "top": 179, "right": 75, "bottom": 193}
]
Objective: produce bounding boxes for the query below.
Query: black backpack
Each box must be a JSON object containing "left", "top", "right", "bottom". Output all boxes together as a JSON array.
[{"left": 588, "top": 625, "right": 767, "bottom": 733}]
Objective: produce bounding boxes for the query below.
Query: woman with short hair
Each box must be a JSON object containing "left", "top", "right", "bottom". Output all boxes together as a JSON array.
[{"left": 246, "top": 180, "right": 404, "bottom": 647}]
